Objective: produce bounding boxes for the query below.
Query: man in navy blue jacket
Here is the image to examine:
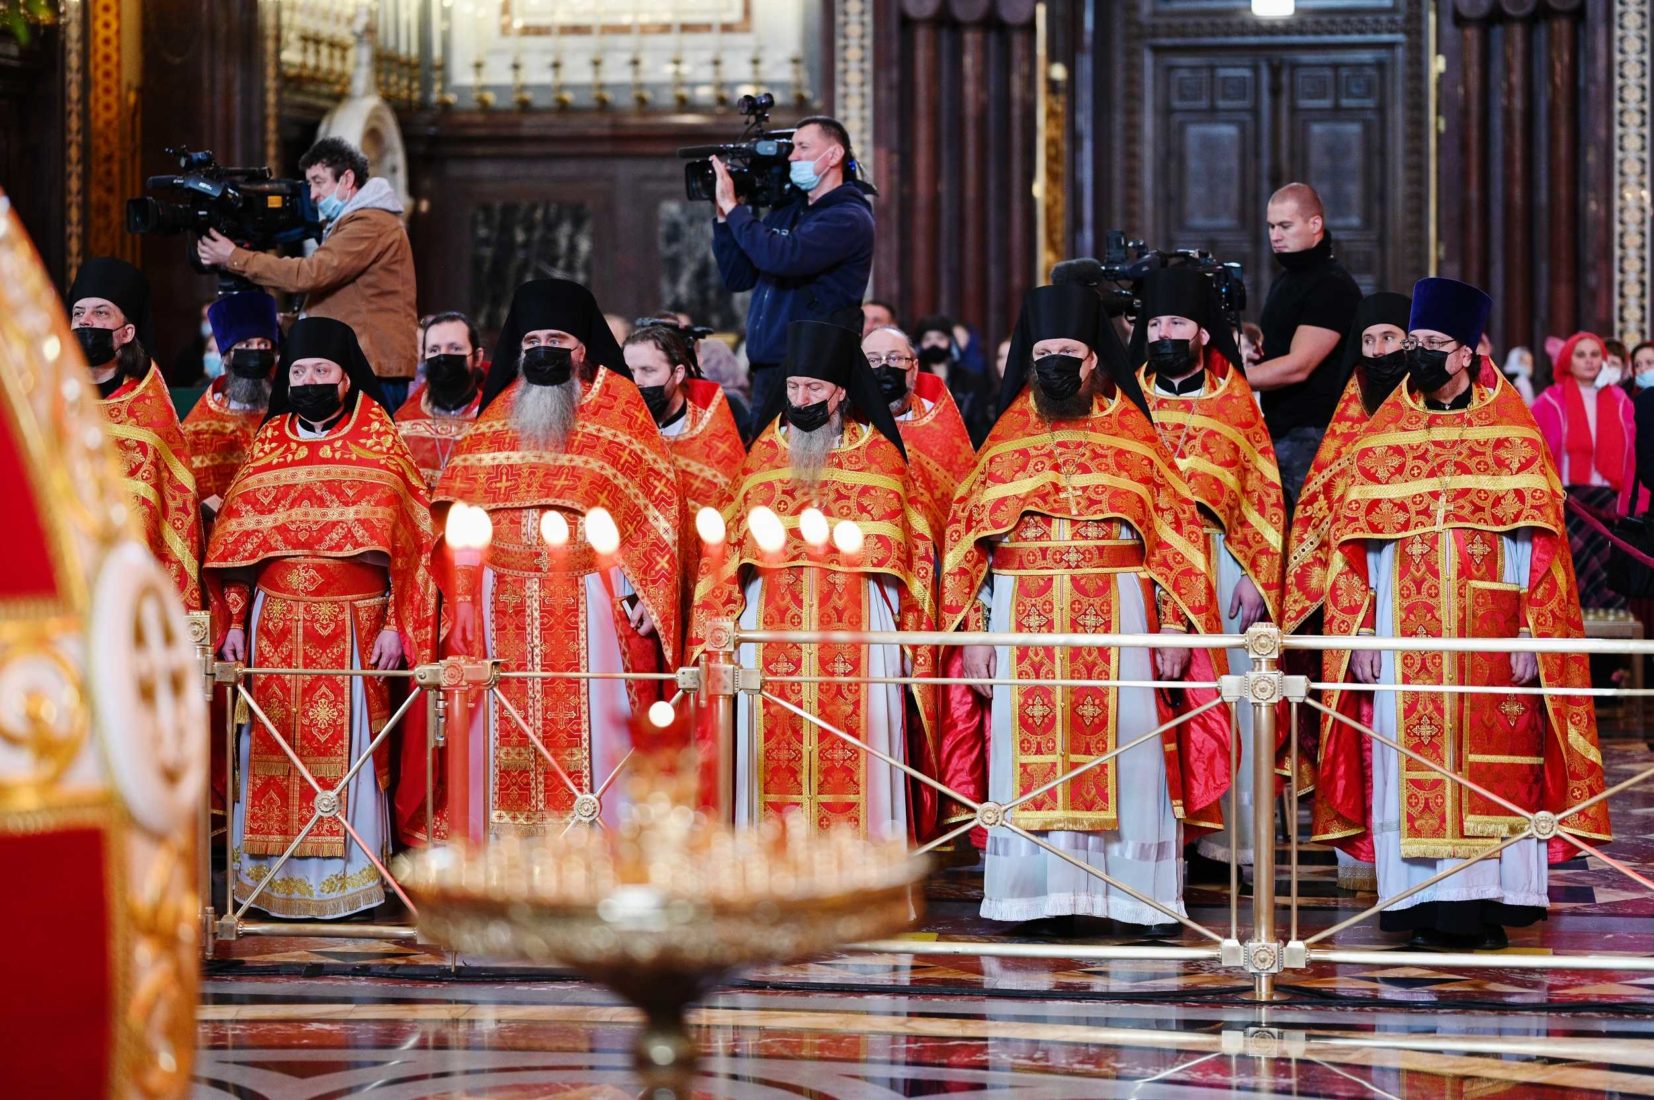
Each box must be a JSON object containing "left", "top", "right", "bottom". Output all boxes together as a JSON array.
[{"left": 711, "top": 116, "right": 877, "bottom": 423}]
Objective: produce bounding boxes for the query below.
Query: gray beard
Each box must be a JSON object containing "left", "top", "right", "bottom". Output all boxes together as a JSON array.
[
  {"left": 225, "top": 375, "right": 272, "bottom": 410},
  {"left": 788, "top": 407, "right": 845, "bottom": 487},
  {"left": 513, "top": 376, "right": 580, "bottom": 451}
]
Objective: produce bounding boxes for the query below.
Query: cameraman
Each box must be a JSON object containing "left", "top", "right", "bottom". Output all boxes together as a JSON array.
[
  {"left": 195, "top": 137, "right": 418, "bottom": 409},
  {"left": 710, "top": 116, "right": 875, "bottom": 416}
]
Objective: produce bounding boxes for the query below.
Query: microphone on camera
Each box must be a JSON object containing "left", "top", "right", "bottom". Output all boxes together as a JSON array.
[{"left": 1051, "top": 257, "right": 1106, "bottom": 287}]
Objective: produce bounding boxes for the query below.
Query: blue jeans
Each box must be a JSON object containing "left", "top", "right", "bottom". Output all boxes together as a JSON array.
[
  {"left": 1272, "top": 425, "right": 1323, "bottom": 519},
  {"left": 377, "top": 378, "right": 410, "bottom": 413}
]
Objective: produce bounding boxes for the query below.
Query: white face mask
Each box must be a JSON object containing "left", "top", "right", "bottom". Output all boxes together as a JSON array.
[{"left": 1595, "top": 365, "right": 1623, "bottom": 389}]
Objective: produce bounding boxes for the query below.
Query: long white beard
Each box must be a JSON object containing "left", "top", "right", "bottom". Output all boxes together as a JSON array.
[
  {"left": 513, "top": 376, "right": 581, "bottom": 451},
  {"left": 788, "top": 407, "right": 845, "bottom": 487}
]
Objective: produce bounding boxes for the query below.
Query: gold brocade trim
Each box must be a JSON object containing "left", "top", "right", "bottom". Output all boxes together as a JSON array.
[
  {"left": 234, "top": 864, "right": 385, "bottom": 919},
  {"left": 1178, "top": 454, "right": 1285, "bottom": 553},
  {"left": 113, "top": 473, "right": 200, "bottom": 589},
  {"left": 1341, "top": 473, "right": 1560, "bottom": 506},
  {"left": 443, "top": 448, "right": 679, "bottom": 546},
  {"left": 955, "top": 470, "right": 1205, "bottom": 571}
]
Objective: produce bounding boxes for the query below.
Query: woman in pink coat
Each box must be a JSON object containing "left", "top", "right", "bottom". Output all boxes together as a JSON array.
[{"left": 1532, "top": 330, "right": 1638, "bottom": 609}]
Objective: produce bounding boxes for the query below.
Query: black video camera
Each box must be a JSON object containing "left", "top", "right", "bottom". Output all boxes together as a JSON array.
[
  {"left": 678, "top": 93, "right": 798, "bottom": 210},
  {"left": 126, "top": 147, "right": 322, "bottom": 281},
  {"left": 1053, "top": 229, "right": 1247, "bottom": 330}
]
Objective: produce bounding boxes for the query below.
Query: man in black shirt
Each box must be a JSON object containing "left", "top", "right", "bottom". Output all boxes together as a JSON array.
[{"left": 1248, "top": 183, "right": 1363, "bottom": 510}]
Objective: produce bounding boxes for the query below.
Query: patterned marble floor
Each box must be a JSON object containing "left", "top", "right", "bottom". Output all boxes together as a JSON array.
[{"left": 193, "top": 736, "right": 1654, "bottom": 1097}]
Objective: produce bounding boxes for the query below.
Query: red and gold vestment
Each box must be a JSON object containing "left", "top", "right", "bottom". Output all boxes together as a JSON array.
[
  {"left": 205, "top": 396, "right": 436, "bottom": 859},
  {"left": 181, "top": 375, "right": 263, "bottom": 503},
  {"left": 1311, "top": 365, "right": 1610, "bottom": 860},
  {"left": 433, "top": 370, "right": 682, "bottom": 831},
  {"left": 941, "top": 386, "right": 1230, "bottom": 832},
  {"left": 394, "top": 386, "right": 483, "bottom": 491},
  {"left": 1139, "top": 350, "right": 1285, "bottom": 620},
  {"left": 102, "top": 364, "right": 202, "bottom": 608},
  {"left": 690, "top": 419, "right": 943, "bottom": 837}
]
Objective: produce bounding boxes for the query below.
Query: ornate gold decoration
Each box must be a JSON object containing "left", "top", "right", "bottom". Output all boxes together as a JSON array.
[
  {"left": 86, "top": 0, "right": 137, "bottom": 262},
  {"left": 835, "top": 0, "right": 870, "bottom": 171},
  {"left": 0, "top": 192, "right": 203, "bottom": 1097},
  {"left": 1033, "top": 3, "right": 1067, "bottom": 279},
  {"left": 1616, "top": 0, "right": 1651, "bottom": 340},
  {"left": 62, "top": 0, "right": 86, "bottom": 274}
]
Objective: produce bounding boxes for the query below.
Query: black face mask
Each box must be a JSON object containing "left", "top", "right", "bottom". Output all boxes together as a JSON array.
[
  {"left": 917, "top": 344, "right": 951, "bottom": 366},
  {"left": 1033, "top": 353, "right": 1085, "bottom": 400},
  {"left": 227, "top": 347, "right": 276, "bottom": 378},
  {"left": 521, "top": 344, "right": 574, "bottom": 386},
  {"left": 424, "top": 353, "right": 475, "bottom": 406},
  {"left": 1146, "top": 337, "right": 1197, "bottom": 378},
  {"left": 1358, "top": 349, "right": 1409, "bottom": 410},
  {"left": 785, "top": 398, "right": 833, "bottom": 433},
  {"left": 874, "top": 365, "right": 909, "bottom": 403},
  {"left": 288, "top": 382, "right": 343, "bottom": 423},
  {"left": 638, "top": 383, "right": 674, "bottom": 423},
  {"left": 74, "top": 325, "right": 117, "bottom": 366},
  {"left": 1406, "top": 345, "right": 1456, "bottom": 393}
]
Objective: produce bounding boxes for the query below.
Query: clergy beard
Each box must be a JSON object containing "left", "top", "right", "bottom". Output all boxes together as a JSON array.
[
  {"left": 1032, "top": 372, "right": 1096, "bottom": 422},
  {"left": 225, "top": 375, "right": 272, "bottom": 410},
  {"left": 513, "top": 375, "right": 581, "bottom": 451},
  {"left": 788, "top": 406, "right": 845, "bottom": 487}
]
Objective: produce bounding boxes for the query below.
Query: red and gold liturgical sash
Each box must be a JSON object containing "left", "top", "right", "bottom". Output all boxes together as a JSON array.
[
  {"left": 181, "top": 376, "right": 263, "bottom": 502},
  {"left": 206, "top": 397, "right": 438, "bottom": 856},
  {"left": 690, "top": 419, "right": 943, "bottom": 836},
  {"left": 1139, "top": 351, "right": 1286, "bottom": 620},
  {"left": 900, "top": 371, "right": 977, "bottom": 535},
  {"left": 942, "top": 386, "right": 1230, "bottom": 832},
  {"left": 102, "top": 364, "right": 202, "bottom": 608},
  {"left": 434, "top": 370, "right": 682, "bottom": 829},
  {"left": 1311, "top": 365, "right": 1611, "bottom": 859},
  {"left": 394, "top": 387, "right": 482, "bottom": 490}
]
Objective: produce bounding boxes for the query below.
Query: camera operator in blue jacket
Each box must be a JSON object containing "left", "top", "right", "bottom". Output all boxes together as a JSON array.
[{"left": 711, "top": 116, "right": 876, "bottom": 421}]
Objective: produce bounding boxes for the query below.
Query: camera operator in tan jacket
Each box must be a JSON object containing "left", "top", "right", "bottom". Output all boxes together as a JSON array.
[{"left": 196, "top": 137, "right": 418, "bottom": 409}]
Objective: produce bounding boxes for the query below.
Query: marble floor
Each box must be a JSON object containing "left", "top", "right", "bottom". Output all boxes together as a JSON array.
[{"left": 193, "top": 736, "right": 1654, "bottom": 1098}]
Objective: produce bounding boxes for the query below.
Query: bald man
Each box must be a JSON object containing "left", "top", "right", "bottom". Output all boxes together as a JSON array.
[{"left": 1249, "top": 182, "right": 1362, "bottom": 510}]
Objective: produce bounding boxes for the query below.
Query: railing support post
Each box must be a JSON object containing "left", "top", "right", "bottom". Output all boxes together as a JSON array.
[
  {"left": 1245, "top": 624, "right": 1285, "bottom": 1001},
  {"left": 703, "top": 620, "right": 738, "bottom": 823}
]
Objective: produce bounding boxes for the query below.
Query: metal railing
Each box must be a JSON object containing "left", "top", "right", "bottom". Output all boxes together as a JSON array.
[{"left": 195, "top": 617, "right": 1654, "bottom": 1002}]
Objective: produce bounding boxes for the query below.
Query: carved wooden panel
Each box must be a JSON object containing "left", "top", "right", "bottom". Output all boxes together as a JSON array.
[{"left": 1091, "top": 3, "right": 1428, "bottom": 320}]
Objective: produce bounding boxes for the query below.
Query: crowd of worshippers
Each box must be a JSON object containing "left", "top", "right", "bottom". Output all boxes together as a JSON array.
[{"left": 70, "top": 179, "right": 1614, "bottom": 949}]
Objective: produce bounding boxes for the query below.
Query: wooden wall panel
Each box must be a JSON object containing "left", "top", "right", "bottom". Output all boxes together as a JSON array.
[
  {"left": 871, "top": 0, "right": 1038, "bottom": 363},
  {"left": 1438, "top": 0, "right": 1612, "bottom": 369},
  {"left": 0, "top": 29, "right": 67, "bottom": 284},
  {"left": 1086, "top": 4, "right": 1429, "bottom": 327}
]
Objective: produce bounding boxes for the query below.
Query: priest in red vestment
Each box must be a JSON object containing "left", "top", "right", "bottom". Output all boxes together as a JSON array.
[
  {"left": 862, "top": 322, "right": 985, "bottom": 835},
  {"left": 945, "top": 283, "right": 1229, "bottom": 934},
  {"left": 1312, "top": 277, "right": 1610, "bottom": 949},
  {"left": 690, "top": 319, "right": 944, "bottom": 839},
  {"left": 182, "top": 290, "right": 281, "bottom": 514},
  {"left": 434, "top": 279, "right": 682, "bottom": 840},
  {"left": 395, "top": 310, "right": 486, "bottom": 491},
  {"left": 1283, "top": 291, "right": 1413, "bottom": 636},
  {"left": 624, "top": 320, "right": 746, "bottom": 640},
  {"left": 1132, "top": 267, "right": 1286, "bottom": 877},
  {"left": 69, "top": 256, "right": 201, "bottom": 608},
  {"left": 207, "top": 316, "right": 436, "bottom": 918},
  {"left": 1281, "top": 290, "right": 1410, "bottom": 894}
]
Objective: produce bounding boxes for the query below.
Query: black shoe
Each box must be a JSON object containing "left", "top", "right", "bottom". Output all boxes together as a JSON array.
[
  {"left": 1477, "top": 924, "right": 1509, "bottom": 950},
  {"left": 1406, "top": 928, "right": 1479, "bottom": 951},
  {"left": 1185, "top": 850, "right": 1230, "bottom": 884},
  {"left": 1137, "top": 921, "right": 1183, "bottom": 939}
]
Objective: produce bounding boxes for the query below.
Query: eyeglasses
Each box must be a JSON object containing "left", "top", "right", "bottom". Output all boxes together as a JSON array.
[
  {"left": 1401, "top": 335, "right": 1459, "bottom": 353},
  {"left": 865, "top": 353, "right": 914, "bottom": 368}
]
